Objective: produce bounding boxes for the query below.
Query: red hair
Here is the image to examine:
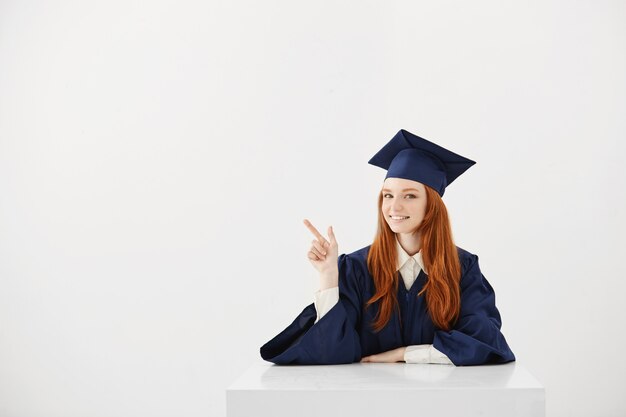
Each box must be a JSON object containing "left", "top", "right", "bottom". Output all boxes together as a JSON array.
[{"left": 366, "top": 185, "right": 461, "bottom": 332}]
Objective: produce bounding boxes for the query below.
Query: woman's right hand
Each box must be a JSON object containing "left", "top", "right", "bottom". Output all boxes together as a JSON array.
[{"left": 303, "top": 219, "right": 339, "bottom": 280}]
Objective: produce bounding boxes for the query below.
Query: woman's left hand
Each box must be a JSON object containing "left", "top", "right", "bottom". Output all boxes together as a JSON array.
[{"left": 360, "top": 347, "right": 407, "bottom": 363}]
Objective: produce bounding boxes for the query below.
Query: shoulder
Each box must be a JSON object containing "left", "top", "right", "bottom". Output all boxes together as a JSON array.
[
  {"left": 455, "top": 245, "right": 476, "bottom": 262},
  {"left": 339, "top": 245, "right": 371, "bottom": 264},
  {"left": 346, "top": 245, "right": 371, "bottom": 261},
  {"left": 455, "top": 245, "right": 481, "bottom": 275},
  {"left": 337, "top": 245, "right": 372, "bottom": 276},
  {"left": 455, "top": 245, "right": 492, "bottom": 292}
]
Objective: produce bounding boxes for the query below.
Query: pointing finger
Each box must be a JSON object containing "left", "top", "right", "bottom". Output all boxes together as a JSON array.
[{"left": 303, "top": 219, "right": 329, "bottom": 246}]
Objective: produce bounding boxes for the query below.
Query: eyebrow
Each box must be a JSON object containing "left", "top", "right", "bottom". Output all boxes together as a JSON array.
[{"left": 381, "top": 188, "right": 420, "bottom": 193}]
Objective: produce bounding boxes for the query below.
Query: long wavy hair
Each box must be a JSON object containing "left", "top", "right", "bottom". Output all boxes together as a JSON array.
[{"left": 365, "top": 184, "right": 461, "bottom": 332}]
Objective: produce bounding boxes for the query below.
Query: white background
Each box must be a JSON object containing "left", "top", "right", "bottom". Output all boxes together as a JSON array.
[{"left": 1, "top": 1, "right": 625, "bottom": 416}]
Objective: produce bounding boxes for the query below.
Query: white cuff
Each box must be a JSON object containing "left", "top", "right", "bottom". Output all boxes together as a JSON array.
[
  {"left": 314, "top": 286, "right": 339, "bottom": 324},
  {"left": 404, "top": 344, "right": 454, "bottom": 365}
]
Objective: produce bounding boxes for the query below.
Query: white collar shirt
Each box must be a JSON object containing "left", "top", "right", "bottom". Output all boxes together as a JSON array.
[{"left": 395, "top": 236, "right": 427, "bottom": 290}]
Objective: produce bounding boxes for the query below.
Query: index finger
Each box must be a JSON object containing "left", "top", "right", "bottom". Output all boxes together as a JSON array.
[{"left": 303, "top": 219, "right": 329, "bottom": 246}]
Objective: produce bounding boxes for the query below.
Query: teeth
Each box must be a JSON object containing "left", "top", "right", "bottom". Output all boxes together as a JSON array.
[{"left": 391, "top": 216, "right": 409, "bottom": 220}]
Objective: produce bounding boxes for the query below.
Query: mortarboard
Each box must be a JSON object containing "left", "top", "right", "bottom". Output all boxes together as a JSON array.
[{"left": 368, "top": 129, "right": 476, "bottom": 197}]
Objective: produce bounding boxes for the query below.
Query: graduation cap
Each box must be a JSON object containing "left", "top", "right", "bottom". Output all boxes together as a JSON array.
[{"left": 368, "top": 129, "right": 476, "bottom": 197}]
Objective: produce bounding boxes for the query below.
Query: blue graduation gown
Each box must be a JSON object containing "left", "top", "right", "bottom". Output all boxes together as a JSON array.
[{"left": 260, "top": 245, "right": 516, "bottom": 366}]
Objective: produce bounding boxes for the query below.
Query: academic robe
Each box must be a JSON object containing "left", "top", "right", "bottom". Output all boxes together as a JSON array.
[{"left": 260, "top": 245, "right": 516, "bottom": 366}]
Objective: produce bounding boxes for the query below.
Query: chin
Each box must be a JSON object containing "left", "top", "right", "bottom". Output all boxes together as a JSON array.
[
  {"left": 388, "top": 224, "right": 406, "bottom": 233},
  {"left": 388, "top": 223, "right": 417, "bottom": 234}
]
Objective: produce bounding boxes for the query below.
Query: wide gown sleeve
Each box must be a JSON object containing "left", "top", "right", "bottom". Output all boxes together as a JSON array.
[
  {"left": 259, "top": 254, "right": 363, "bottom": 365},
  {"left": 432, "top": 253, "right": 516, "bottom": 366},
  {"left": 314, "top": 287, "right": 339, "bottom": 324}
]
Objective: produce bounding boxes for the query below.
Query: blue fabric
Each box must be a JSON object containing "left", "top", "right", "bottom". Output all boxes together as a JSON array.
[
  {"left": 260, "top": 246, "right": 516, "bottom": 366},
  {"left": 368, "top": 129, "right": 476, "bottom": 197}
]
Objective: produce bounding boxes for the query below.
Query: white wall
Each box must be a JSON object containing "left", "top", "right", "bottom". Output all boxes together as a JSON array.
[{"left": 1, "top": 1, "right": 625, "bottom": 416}]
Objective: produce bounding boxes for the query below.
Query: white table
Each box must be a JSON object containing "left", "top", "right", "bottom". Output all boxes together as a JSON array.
[{"left": 227, "top": 360, "right": 545, "bottom": 417}]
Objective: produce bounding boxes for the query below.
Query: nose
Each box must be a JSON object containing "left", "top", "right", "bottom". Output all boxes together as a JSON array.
[{"left": 390, "top": 197, "right": 404, "bottom": 212}]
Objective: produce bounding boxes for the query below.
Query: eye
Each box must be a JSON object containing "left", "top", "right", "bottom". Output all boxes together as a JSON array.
[
  {"left": 405, "top": 194, "right": 416, "bottom": 199},
  {"left": 383, "top": 193, "right": 392, "bottom": 198}
]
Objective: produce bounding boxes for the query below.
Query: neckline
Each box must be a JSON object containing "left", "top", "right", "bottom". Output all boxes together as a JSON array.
[{"left": 399, "top": 269, "right": 426, "bottom": 293}]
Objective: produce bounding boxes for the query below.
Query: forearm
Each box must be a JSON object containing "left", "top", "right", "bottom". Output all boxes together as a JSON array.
[
  {"left": 404, "top": 344, "right": 454, "bottom": 364},
  {"left": 319, "top": 267, "right": 339, "bottom": 291}
]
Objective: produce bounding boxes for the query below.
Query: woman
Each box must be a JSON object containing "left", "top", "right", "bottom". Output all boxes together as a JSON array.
[{"left": 260, "top": 129, "right": 516, "bottom": 366}]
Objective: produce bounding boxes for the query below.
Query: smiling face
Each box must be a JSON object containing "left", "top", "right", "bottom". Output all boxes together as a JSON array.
[{"left": 381, "top": 177, "right": 428, "bottom": 235}]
